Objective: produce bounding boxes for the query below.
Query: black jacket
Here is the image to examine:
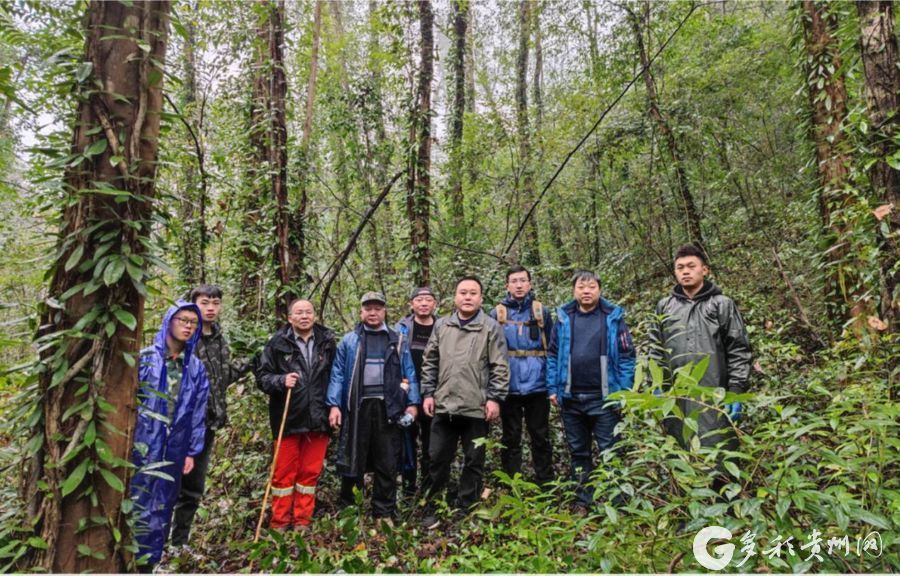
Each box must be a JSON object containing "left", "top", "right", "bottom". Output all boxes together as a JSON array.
[
  {"left": 256, "top": 323, "right": 337, "bottom": 437},
  {"left": 649, "top": 280, "right": 751, "bottom": 449},
  {"left": 195, "top": 323, "right": 249, "bottom": 430}
]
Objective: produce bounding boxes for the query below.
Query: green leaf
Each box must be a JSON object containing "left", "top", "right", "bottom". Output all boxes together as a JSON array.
[
  {"left": 148, "top": 68, "right": 163, "bottom": 87},
  {"left": 61, "top": 458, "right": 89, "bottom": 498},
  {"left": 99, "top": 468, "right": 125, "bottom": 493},
  {"left": 64, "top": 244, "right": 84, "bottom": 272},
  {"left": 75, "top": 62, "right": 92, "bottom": 83},
  {"left": 76, "top": 544, "right": 92, "bottom": 557},
  {"left": 103, "top": 259, "right": 125, "bottom": 286},
  {"left": 604, "top": 503, "right": 619, "bottom": 524},
  {"left": 27, "top": 537, "right": 48, "bottom": 550},
  {"left": 724, "top": 460, "right": 741, "bottom": 479},
  {"left": 776, "top": 497, "right": 789, "bottom": 519},
  {"left": 648, "top": 359, "right": 663, "bottom": 386},
  {"left": 84, "top": 139, "right": 108, "bottom": 157},
  {"left": 113, "top": 309, "right": 137, "bottom": 331},
  {"left": 95, "top": 438, "right": 114, "bottom": 464},
  {"left": 854, "top": 509, "right": 890, "bottom": 530},
  {"left": 125, "top": 261, "right": 143, "bottom": 282},
  {"left": 83, "top": 421, "right": 96, "bottom": 447},
  {"left": 109, "top": 155, "right": 125, "bottom": 167},
  {"left": 688, "top": 356, "right": 710, "bottom": 385},
  {"left": 60, "top": 282, "right": 87, "bottom": 301}
]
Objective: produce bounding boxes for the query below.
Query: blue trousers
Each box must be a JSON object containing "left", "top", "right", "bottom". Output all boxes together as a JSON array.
[{"left": 560, "top": 393, "right": 621, "bottom": 505}]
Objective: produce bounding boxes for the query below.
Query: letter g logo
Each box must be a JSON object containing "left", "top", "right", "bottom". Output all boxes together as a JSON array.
[{"left": 693, "top": 525, "right": 735, "bottom": 571}]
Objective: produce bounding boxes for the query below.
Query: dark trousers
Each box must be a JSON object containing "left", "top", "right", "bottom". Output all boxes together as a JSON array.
[
  {"left": 427, "top": 413, "right": 488, "bottom": 510},
  {"left": 500, "top": 393, "right": 554, "bottom": 485},
  {"left": 339, "top": 398, "right": 400, "bottom": 518},
  {"left": 171, "top": 427, "right": 215, "bottom": 546},
  {"left": 664, "top": 398, "right": 739, "bottom": 499},
  {"left": 560, "top": 393, "right": 621, "bottom": 506},
  {"left": 400, "top": 414, "right": 432, "bottom": 494}
]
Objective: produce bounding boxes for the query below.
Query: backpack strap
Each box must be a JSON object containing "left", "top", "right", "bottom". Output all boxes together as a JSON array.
[
  {"left": 532, "top": 300, "right": 548, "bottom": 352},
  {"left": 494, "top": 303, "right": 507, "bottom": 325}
]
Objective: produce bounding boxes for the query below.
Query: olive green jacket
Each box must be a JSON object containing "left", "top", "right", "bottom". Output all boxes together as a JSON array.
[{"left": 420, "top": 310, "right": 510, "bottom": 418}]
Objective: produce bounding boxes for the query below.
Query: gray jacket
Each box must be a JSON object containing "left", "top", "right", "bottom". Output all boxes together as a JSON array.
[
  {"left": 649, "top": 281, "right": 751, "bottom": 450},
  {"left": 649, "top": 281, "right": 751, "bottom": 393},
  {"left": 195, "top": 323, "right": 249, "bottom": 430},
  {"left": 420, "top": 310, "right": 510, "bottom": 418}
]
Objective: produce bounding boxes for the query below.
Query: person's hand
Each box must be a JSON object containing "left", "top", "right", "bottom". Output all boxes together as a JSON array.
[
  {"left": 405, "top": 405, "right": 418, "bottom": 419},
  {"left": 549, "top": 394, "right": 558, "bottom": 407},
  {"left": 423, "top": 397, "right": 435, "bottom": 417},
  {"left": 484, "top": 400, "right": 500, "bottom": 422},
  {"left": 725, "top": 402, "right": 742, "bottom": 422},
  {"left": 183, "top": 456, "right": 194, "bottom": 475},
  {"left": 329, "top": 406, "right": 342, "bottom": 429},
  {"left": 285, "top": 373, "right": 300, "bottom": 389}
]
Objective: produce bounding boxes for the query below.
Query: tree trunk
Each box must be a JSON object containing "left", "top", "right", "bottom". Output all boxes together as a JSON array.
[
  {"left": 857, "top": 0, "right": 899, "bottom": 330},
  {"left": 627, "top": 1, "right": 705, "bottom": 255},
  {"left": 408, "top": 0, "right": 433, "bottom": 286},
  {"left": 447, "top": 0, "right": 468, "bottom": 241},
  {"left": 464, "top": 6, "right": 477, "bottom": 190},
  {"left": 516, "top": 0, "right": 540, "bottom": 267},
  {"left": 238, "top": 6, "right": 270, "bottom": 317},
  {"left": 801, "top": 0, "right": 866, "bottom": 327},
  {"left": 267, "top": 0, "right": 292, "bottom": 318},
  {"left": 583, "top": 0, "right": 600, "bottom": 79},
  {"left": 28, "top": 1, "right": 170, "bottom": 571},
  {"left": 177, "top": 13, "right": 204, "bottom": 286},
  {"left": 533, "top": 1, "right": 568, "bottom": 271},
  {"left": 294, "top": 0, "right": 323, "bottom": 291}
]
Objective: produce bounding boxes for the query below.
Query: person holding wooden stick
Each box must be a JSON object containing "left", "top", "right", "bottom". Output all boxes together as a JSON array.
[{"left": 256, "top": 299, "right": 337, "bottom": 531}]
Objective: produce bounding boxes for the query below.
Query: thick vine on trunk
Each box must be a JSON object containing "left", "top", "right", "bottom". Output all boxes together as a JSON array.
[
  {"left": 28, "top": 1, "right": 170, "bottom": 571},
  {"left": 857, "top": 0, "right": 899, "bottom": 330}
]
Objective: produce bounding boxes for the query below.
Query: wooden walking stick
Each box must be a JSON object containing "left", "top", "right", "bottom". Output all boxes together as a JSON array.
[{"left": 253, "top": 385, "right": 293, "bottom": 544}]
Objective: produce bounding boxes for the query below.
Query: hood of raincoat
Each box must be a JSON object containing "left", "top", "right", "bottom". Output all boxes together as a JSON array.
[{"left": 154, "top": 299, "right": 203, "bottom": 362}]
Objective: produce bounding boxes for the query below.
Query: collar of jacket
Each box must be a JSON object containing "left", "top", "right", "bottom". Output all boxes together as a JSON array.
[
  {"left": 447, "top": 309, "right": 486, "bottom": 329},
  {"left": 201, "top": 321, "right": 222, "bottom": 340},
  {"left": 559, "top": 298, "right": 622, "bottom": 320},
  {"left": 672, "top": 280, "right": 721, "bottom": 302},
  {"left": 353, "top": 321, "right": 398, "bottom": 342},
  {"left": 399, "top": 312, "right": 439, "bottom": 330},
  {"left": 501, "top": 290, "right": 535, "bottom": 311},
  {"left": 271, "top": 323, "right": 334, "bottom": 353}
]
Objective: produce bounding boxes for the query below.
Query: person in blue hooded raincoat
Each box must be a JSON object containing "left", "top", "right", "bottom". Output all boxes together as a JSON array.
[{"left": 130, "top": 300, "right": 210, "bottom": 567}]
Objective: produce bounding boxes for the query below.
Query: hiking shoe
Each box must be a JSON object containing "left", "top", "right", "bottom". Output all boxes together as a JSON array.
[{"left": 421, "top": 513, "right": 440, "bottom": 530}]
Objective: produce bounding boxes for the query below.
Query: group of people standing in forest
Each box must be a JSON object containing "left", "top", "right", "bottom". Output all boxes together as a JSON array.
[{"left": 127, "top": 243, "right": 751, "bottom": 569}]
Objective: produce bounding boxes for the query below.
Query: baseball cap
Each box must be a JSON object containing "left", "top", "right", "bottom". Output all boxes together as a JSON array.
[
  {"left": 360, "top": 291, "right": 387, "bottom": 305},
  {"left": 409, "top": 287, "right": 435, "bottom": 300}
]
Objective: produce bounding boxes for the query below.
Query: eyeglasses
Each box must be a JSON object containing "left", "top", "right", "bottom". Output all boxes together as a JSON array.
[{"left": 173, "top": 316, "right": 199, "bottom": 328}]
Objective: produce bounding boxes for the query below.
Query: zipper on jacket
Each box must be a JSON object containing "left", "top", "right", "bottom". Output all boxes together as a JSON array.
[{"left": 347, "top": 340, "right": 363, "bottom": 412}]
